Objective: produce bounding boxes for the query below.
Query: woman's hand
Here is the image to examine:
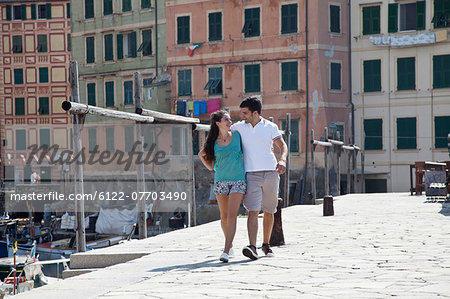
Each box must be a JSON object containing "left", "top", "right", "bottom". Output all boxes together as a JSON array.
[{"left": 198, "top": 149, "right": 214, "bottom": 171}]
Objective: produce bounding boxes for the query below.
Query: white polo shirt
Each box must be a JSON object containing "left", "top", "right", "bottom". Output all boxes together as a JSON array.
[{"left": 231, "top": 118, "right": 282, "bottom": 172}]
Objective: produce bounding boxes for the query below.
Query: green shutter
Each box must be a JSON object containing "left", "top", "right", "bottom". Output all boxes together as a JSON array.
[
  {"left": 330, "top": 5, "right": 340, "bottom": 33},
  {"left": 363, "top": 6, "right": 380, "bottom": 35},
  {"left": 130, "top": 31, "right": 137, "bottom": 57},
  {"left": 31, "top": 4, "right": 36, "bottom": 19},
  {"left": 177, "top": 16, "right": 190, "bottom": 44},
  {"left": 364, "top": 60, "right": 381, "bottom": 92},
  {"left": 117, "top": 34, "right": 123, "bottom": 59},
  {"left": 244, "top": 8, "right": 260, "bottom": 37},
  {"left": 39, "top": 97, "right": 49, "bottom": 115},
  {"left": 16, "top": 130, "right": 26, "bottom": 150},
  {"left": 21, "top": 4, "right": 27, "bottom": 20},
  {"left": 281, "top": 4, "right": 297, "bottom": 34},
  {"left": 142, "top": 30, "right": 152, "bottom": 56},
  {"left": 330, "top": 63, "right": 341, "bottom": 90},
  {"left": 434, "top": 116, "right": 450, "bottom": 148},
  {"left": 397, "top": 58, "right": 415, "bottom": 91},
  {"left": 37, "top": 35, "right": 47, "bottom": 52},
  {"left": 88, "top": 129, "right": 97, "bottom": 153},
  {"left": 105, "top": 82, "right": 114, "bottom": 107},
  {"left": 141, "top": 0, "right": 150, "bottom": 9},
  {"left": 388, "top": 4, "right": 398, "bottom": 33},
  {"left": 14, "top": 69, "right": 23, "bottom": 85},
  {"left": 364, "top": 119, "right": 383, "bottom": 150},
  {"left": 67, "top": 3, "right": 70, "bottom": 18},
  {"left": 281, "top": 62, "right": 298, "bottom": 91},
  {"left": 123, "top": 0, "right": 131, "bottom": 12},
  {"left": 46, "top": 3, "right": 51, "bottom": 19},
  {"left": 245, "top": 65, "right": 260, "bottom": 93},
  {"left": 416, "top": 1, "right": 425, "bottom": 30},
  {"left": 104, "top": 34, "right": 113, "bottom": 61},
  {"left": 106, "top": 128, "right": 114, "bottom": 152},
  {"left": 433, "top": 55, "right": 450, "bottom": 89},
  {"left": 6, "top": 5, "right": 11, "bottom": 20},
  {"left": 39, "top": 67, "right": 49, "bottom": 83},
  {"left": 68, "top": 34, "right": 71, "bottom": 51},
  {"left": 15, "top": 98, "right": 25, "bottom": 116},
  {"left": 209, "top": 12, "right": 222, "bottom": 41},
  {"left": 85, "top": 0, "right": 94, "bottom": 19},
  {"left": 40, "top": 129, "right": 50, "bottom": 148},
  {"left": 86, "top": 37, "right": 95, "bottom": 63},
  {"left": 397, "top": 118, "right": 416, "bottom": 149},
  {"left": 125, "top": 127, "right": 134, "bottom": 152},
  {"left": 104, "top": 0, "right": 112, "bottom": 16},
  {"left": 87, "top": 83, "right": 96, "bottom": 106}
]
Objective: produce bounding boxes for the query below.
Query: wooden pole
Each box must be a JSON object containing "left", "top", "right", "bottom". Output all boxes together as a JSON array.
[
  {"left": 337, "top": 132, "right": 341, "bottom": 196},
  {"left": 361, "top": 151, "right": 365, "bottom": 193},
  {"left": 284, "top": 113, "right": 291, "bottom": 207},
  {"left": 62, "top": 101, "right": 154, "bottom": 123},
  {"left": 136, "top": 107, "right": 199, "bottom": 124},
  {"left": 134, "top": 72, "right": 147, "bottom": 239},
  {"left": 324, "top": 127, "right": 329, "bottom": 196},
  {"left": 347, "top": 151, "right": 351, "bottom": 194},
  {"left": 353, "top": 149, "right": 358, "bottom": 192},
  {"left": 311, "top": 129, "right": 316, "bottom": 204},
  {"left": 70, "top": 61, "right": 86, "bottom": 252}
]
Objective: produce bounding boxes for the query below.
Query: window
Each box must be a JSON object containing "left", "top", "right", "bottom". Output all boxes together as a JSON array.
[
  {"left": 363, "top": 59, "right": 381, "bottom": 92},
  {"left": 106, "top": 128, "right": 114, "bottom": 152},
  {"left": 38, "top": 97, "right": 49, "bottom": 115},
  {"left": 141, "top": 0, "right": 150, "bottom": 9},
  {"left": 204, "top": 67, "right": 222, "bottom": 95},
  {"left": 245, "top": 64, "right": 260, "bottom": 93},
  {"left": 16, "top": 130, "right": 26, "bottom": 151},
  {"left": 38, "top": 4, "right": 51, "bottom": 19},
  {"left": 86, "top": 36, "right": 95, "bottom": 63},
  {"left": 389, "top": 2, "right": 425, "bottom": 32},
  {"left": 105, "top": 81, "right": 114, "bottom": 107},
  {"left": 434, "top": 116, "right": 450, "bottom": 148},
  {"left": 209, "top": 12, "right": 222, "bottom": 41},
  {"left": 15, "top": 98, "right": 25, "bottom": 116},
  {"left": 85, "top": 0, "right": 94, "bottom": 19},
  {"left": 433, "top": 0, "right": 450, "bottom": 28},
  {"left": 68, "top": 34, "right": 71, "bottom": 51},
  {"left": 143, "top": 126, "right": 154, "bottom": 152},
  {"left": 138, "top": 30, "right": 152, "bottom": 56},
  {"left": 281, "top": 4, "right": 297, "bottom": 34},
  {"left": 123, "top": 0, "right": 131, "bottom": 12},
  {"left": 12, "top": 36, "right": 22, "bottom": 53},
  {"left": 14, "top": 69, "right": 24, "bottom": 85},
  {"left": 40, "top": 129, "right": 50, "bottom": 148},
  {"left": 124, "top": 81, "right": 133, "bottom": 105},
  {"left": 104, "top": 0, "right": 112, "bottom": 16},
  {"left": 397, "top": 57, "right": 415, "bottom": 90},
  {"left": 281, "top": 119, "right": 299, "bottom": 153},
  {"left": 281, "top": 61, "right": 298, "bottom": 91},
  {"left": 433, "top": 54, "right": 450, "bottom": 89},
  {"left": 117, "top": 32, "right": 137, "bottom": 59},
  {"left": 242, "top": 8, "right": 260, "bottom": 37},
  {"left": 330, "top": 5, "right": 340, "bottom": 33},
  {"left": 13, "top": 5, "right": 25, "bottom": 20},
  {"left": 336, "top": 124, "right": 345, "bottom": 142},
  {"left": 125, "top": 127, "right": 134, "bottom": 152},
  {"left": 87, "top": 83, "right": 96, "bottom": 106},
  {"left": 104, "top": 34, "right": 113, "bottom": 61},
  {"left": 397, "top": 117, "right": 416, "bottom": 149},
  {"left": 37, "top": 35, "right": 47, "bottom": 53},
  {"left": 88, "top": 129, "right": 97, "bottom": 153},
  {"left": 362, "top": 6, "right": 380, "bottom": 35},
  {"left": 67, "top": 3, "right": 70, "bottom": 18},
  {"left": 39, "top": 67, "right": 49, "bottom": 83},
  {"left": 364, "top": 119, "right": 382, "bottom": 150},
  {"left": 330, "top": 62, "right": 341, "bottom": 90},
  {"left": 31, "top": 4, "right": 36, "bottom": 19},
  {"left": 178, "top": 69, "right": 192, "bottom": 97},
  {"left": 177, "top": 16, "right": 190, "bottom": 44}
]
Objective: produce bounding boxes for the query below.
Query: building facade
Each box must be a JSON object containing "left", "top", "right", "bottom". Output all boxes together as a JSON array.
[
  {"left": 0, "top": 0, "right": 71, "bottom": 186},
  {"left": 352, "top": 0, "right": 450, "bottom": 192},
  {"left": 166, "top": 0, "right": 352, "bottom": 200}
]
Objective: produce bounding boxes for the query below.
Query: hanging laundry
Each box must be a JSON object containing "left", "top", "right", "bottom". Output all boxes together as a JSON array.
[
  {"left": 176, "top": 101, "right": 187, "bottom": 116},
  {"left": 188, "top": 101, "right": 194, "bottom": 111},
  {"left": 200, "top": 101, "right": 207, "bottom": 114},
  {"left": 194, "top": 101, "right": 201, "bottom": 116},
  {"left": 207, "top": 98, "right": 220, "bottom": 114}
]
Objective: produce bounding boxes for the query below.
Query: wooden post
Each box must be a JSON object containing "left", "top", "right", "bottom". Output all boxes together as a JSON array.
[
  {"left": 361, "top": 151, "right": 365, "bottom": 193},
  {"left": 188, "top": 125, "right": 196, "bottom": 227},
  {"left": 336, "top": 132, "right": 341, "bottom": 195},
  {"left": 269, "top": 198, "right": 285, "bottom": 246},
  {"left": 284, "top": 113, "right": 291, "bottom": 207},
  {"left": 70, "top": 61, "right": 86, "bottom": 252},
  {"left": 324, "top": 127, "right": 329, "bottom": 196},
  {"left": 347, "top": 151, "right": 351, "bottom": 194},
  {"left": 134, "top": 72, "right": 147, "bottom": 239},
  {"left": 311, "top": 129, "right": 316, "bottom": 204},
  {"left": 353, "top": 149, "right": 358, "bottom": 192},
  {"left": 323, "top": 195, "right": 334, "bottom": 216}
]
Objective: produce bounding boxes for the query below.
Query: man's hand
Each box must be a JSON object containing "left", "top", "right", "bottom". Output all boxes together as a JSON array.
[{"left": 276, "top": 160, "right": 286, "bottom": 174}]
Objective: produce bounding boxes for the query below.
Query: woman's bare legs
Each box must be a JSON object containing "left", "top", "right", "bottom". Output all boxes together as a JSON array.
[
  {"left": 223, "top": 193, "right": 244, "bottom": 254},
  {"left": 216, "top": 194, "right": 229, "bottom": 242}
]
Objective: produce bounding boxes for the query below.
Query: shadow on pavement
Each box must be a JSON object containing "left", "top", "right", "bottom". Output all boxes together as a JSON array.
[
  {"left": 148, "top": 258, "right": 254, "bottom": 272},
  {"left": 439, "top": 202, "right": 450, "bottom": 216}
]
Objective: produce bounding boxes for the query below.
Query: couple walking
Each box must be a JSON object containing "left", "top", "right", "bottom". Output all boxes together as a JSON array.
[{"left": 199, "top": 97, "right": 288, "bottom": 263}]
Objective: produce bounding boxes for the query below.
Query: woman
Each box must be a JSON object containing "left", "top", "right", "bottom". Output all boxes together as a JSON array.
[{"left": 198, "top": 110, "right": 246, "bottom": 263}]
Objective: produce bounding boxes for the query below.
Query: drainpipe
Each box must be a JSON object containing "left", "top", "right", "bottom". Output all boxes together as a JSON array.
[
  {"left": 348, "top": 0, "right": 354, "bottom": 145},
  {"left": 154, "top": 0, "right": 158, "bottom": 76},
  {"left": 301, "top": 0, "right": 309, "bottom": 204}
]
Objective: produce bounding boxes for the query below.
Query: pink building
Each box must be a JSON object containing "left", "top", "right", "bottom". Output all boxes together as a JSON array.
[{"left": 166, "top": 0, "right": 351, "bottom": 200}]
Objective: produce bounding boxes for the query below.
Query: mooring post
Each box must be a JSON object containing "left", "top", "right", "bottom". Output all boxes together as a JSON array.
[
  {"left": 336, "top": 131, "right": 341, "bottom": 195},
  {"left": 311, "top": 129, "right": 316, "bottom": 204},
  {"left": 70, "top": 61, "right": 86, "bottom": 252},
  {"left": 284, "top": 113, "right": 291, "bottom": 207},
  {"left": 324, "top": 127, "right": 329, "bottom": 196},
  {"left": 134, "top": 72, "right": 147, "bottom": 239}
]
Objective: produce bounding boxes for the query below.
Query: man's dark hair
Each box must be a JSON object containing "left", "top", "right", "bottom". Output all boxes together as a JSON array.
[{"left": 239, "top": 97, "right": 262, "bottom": 114}]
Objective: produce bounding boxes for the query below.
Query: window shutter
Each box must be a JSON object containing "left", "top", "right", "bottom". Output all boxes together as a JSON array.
[
  {"left": 15, "top": 98, "right": 25, "bottom": 115},
  {"left": 330, "top": 5, "right": 340, "bottom": 33},
  {"left": 388, "top": 3, "right": 398, "bottom": 33},
  {"left": 130, "top": 31, "right": 137, "bottom": 57},
  {"left": 86, "top": 37, "right": 95, "bottom": 63},
  {"left": 104, "top": 34, "right": 113, "bottom": 61},
  {"left": 105, "top": 82, "right": 114, "bottom": 107},
  {"left": 14, "top": 69, "right": 23, "bottom": 85},
  {"left": 117, "top": 34, "right": 123, "bottom": 60},
  {"left": 362, "top": 7, "right": 370, "bottom": 35},
  {"left": 39, "top": 98, "right": 49, "bottom": 115},
  {"left": 416, "top": 1, "right": 425, "bottom": 30},
  {"left": 39, "top": 68, "right": 49, "bottom": 83},
  {"left": 6, "top": 5, "right": 11, "bottom": 20},
  {"left": 123, "top": 0, "right": 131, "bottom": 12},
  {"left": 434, "top": 116, "right": 450, "bottom": 148},
  {"left": 85, "top": 0, "right": 93, "bottom": 19},
  {"left": 104, "top": 0, "right": 112, "bottom": 15},
  {"left": 364, "top": 119, "right": 382, "bottom": 150},
  {"left": 87, "top": 83, "right": 96, "bottom": 106},
  {"left": 21, "top": 4, "right": 27, "bottom": 20},
  {"left": 141, "top": 0, "right": 151, "bottom": 10},
  {"left": 31, "top": 4, "right": 36, "bottom": 19},
  {"left": 46, "top": 3, "right": 52, "bottom": 19},
  {"left": 67, "top": 3, "right": 70, "bottom": 18},
  {"left": 330, "top": 63, "right": 341, "bottom": 90}
]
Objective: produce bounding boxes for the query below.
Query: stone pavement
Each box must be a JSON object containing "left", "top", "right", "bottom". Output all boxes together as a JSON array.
[{"left": 16, "top": 193, "right": 450, "bottom": 298}]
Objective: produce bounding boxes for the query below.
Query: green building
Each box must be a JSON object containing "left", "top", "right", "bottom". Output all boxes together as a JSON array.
[{"left": 70, "top": 0, "right": 170, "bottom": 115}]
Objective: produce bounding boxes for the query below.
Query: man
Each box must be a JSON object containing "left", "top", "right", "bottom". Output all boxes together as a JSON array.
[{"left": 231, "top": 97, "right": 288, "bottom": 260}]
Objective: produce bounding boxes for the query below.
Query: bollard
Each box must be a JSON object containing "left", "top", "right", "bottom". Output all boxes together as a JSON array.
[{"left": 323, "top": 196, "right": 334, "bottom": 216}]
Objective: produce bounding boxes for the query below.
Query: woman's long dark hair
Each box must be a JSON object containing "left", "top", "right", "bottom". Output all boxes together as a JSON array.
[{"left": 202, "top": 110, "right": 228, "bottom": 162}]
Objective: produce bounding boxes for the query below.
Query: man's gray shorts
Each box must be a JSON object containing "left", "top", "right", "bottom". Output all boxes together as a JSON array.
[{"left": 244, "top": 171, "right": 279, "bottom": 213}]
